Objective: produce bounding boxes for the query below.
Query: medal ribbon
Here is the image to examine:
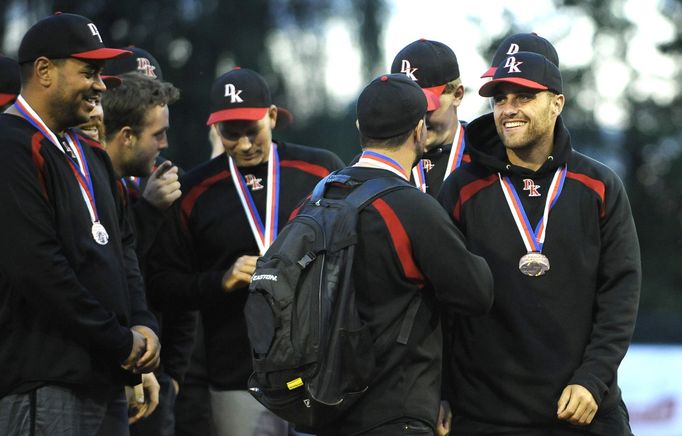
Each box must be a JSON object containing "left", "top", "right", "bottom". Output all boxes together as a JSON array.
[
  {"left": 411, "top": 161, "right": 427, "bottom": 192},
  {"left": 498, "top": 165, "right": 567, "bottom": 253},
  {"left": 355, "top": 151, "right": 408, "bottom": 180},
  {"left": 14, "top": 96, "right": 100, "bottom": 224},
  {"left": 444, "top": 124, "right": 466, "bottom": 180},
  {"left": 228, "top": 143, "right": 280, "bottom": 255}
]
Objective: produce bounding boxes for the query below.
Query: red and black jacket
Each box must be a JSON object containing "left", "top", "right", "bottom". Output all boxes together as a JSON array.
[{"left": 438, "top": 113, "right": 641, "bottom": 432}]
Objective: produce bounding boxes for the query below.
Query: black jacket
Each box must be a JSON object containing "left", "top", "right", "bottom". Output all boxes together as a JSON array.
[
  {"left": 316, "top": 166, "right": 493, "bottom": 435},
  {"left": 145, "top": 141, "right": 345, "bottom": 390},
  {"left": 438, "top": 113, "right": 641, "bottom": 433},
  {"left": 0, "top": 114, "right": 158, "bottom": 397}
]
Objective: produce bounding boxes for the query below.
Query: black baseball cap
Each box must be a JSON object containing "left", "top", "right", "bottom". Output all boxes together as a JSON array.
[
  {"left": 207, "top": 67, "right": 292, "bottom": 127},
  {"left": 0, "top": 55, "right": 20, "bottom": 106},
  {"left": 103, "top": 46, "right": 163, "bottom": 80},
  {"left": 356, "top": 73, "right": 428, "bottom": 139},
  {"left": 391, "top": 38, "right": 459, "bottom": 107},
  {"left": 18, "top": 12, "right": 131, "bottom": 64},
  {"left": 481, "top": 32, "right": 559, "bottom": 78},
  {"left": 479, "top": 51, "right": 562, "bottom": 97}
]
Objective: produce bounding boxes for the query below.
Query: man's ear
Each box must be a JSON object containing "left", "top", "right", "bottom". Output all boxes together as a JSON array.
[
  {"left": 414, "top": 118, "right": 426, "bottom": 143},
  {"left": 34, "top": 57, "right": 53, "bottom": 87},
  {"left": 268, "top": 105, "right": 278, "bottom": 129},
  {"left": 552, "top": 94, "right": 565, "bottom": 117},
  {"left": 452, "top": 83, "right": 465, "bottom": 107},
  {"left": 120, "top": 126, "right": 136, "bottom": 147}
]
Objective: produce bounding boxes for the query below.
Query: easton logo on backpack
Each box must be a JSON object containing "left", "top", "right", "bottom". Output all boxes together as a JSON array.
[{"left": 244, "top": 172, "right": 419, "bottom": 429}]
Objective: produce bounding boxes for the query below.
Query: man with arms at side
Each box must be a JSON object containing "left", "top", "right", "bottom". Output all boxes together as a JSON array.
[
  {"left": 145, "top": 67, "right": 345, "bottom": 436},
  {"left": 0, "top": 13, "right": 159, "bottom": 435},
  {"left": 438, "top": 51, "right": 640, "bottom": 435}
]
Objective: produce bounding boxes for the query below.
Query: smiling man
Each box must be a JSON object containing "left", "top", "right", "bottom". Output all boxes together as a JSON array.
[
  {"left": 0, "top": 13, "right": 160, "bottom": 436},
  {"left": 438, "top": 51, "right": 641, "bottom": 435},
  {"left": 145, "top": 67, "right": 344, "bottom": 436}
]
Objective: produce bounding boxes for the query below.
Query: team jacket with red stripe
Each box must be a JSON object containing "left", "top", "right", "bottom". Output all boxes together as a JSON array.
[
  {"left": 145, "top": 141, "right": 344, "bottom": 390},
  {"left": 437, "top": 113, "right": 641, "bottom": 433},
  {"left": 0, "top": 114, "right": 158, "bottom": 397},
  {"left": 314, "top": 166, "right": 493, "bottom": 436}
]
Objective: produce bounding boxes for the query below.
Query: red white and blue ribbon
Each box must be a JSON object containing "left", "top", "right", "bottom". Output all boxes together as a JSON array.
[
  {"left": 498, "top": 165, "right": 567, "bottom": 253},
  {"left": 355, "top": 150, "right": 408, "bottom": 180},
  {"left": 14, "top": 96, "right": 101, "bottom": 225},
  {"left": 411, "top": 161, "right": 427, "bottom": 192},
  {"left": 229, "top": 143, "right": 280, "bottom": 255},
  {"left": 410, "top": 123, "right": 466, "bottom": 192},
  {"left": 443, "top": 123, "right": 466, "bottom": 180}
]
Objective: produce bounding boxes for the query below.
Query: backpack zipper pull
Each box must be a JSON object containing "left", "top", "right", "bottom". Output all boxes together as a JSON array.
[{"left": 297, "top": 251, "right": 317, "bottom": 268}]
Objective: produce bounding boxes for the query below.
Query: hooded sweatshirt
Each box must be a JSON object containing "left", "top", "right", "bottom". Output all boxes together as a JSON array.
[{"left": 438, "top": 113, "right": 641, "bottom": 433}]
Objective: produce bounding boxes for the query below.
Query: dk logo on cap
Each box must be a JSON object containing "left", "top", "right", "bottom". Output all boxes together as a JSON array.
[
  {"left": 478, "top": 51, "right": 562, "bottom": 97},
  {"left": 19, "top": 13, "right": 131, "bottom": 64}
]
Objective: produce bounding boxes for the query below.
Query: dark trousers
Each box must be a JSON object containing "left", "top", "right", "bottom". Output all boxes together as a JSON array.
[{"left": 0, "top": 384, "right": 128, "bottom": 436}]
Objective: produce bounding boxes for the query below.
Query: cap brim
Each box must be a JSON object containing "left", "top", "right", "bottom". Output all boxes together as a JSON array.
[
  {"left": 479, "top": 77, "right": 549, "bottom": 97},
  {"left": 422, "top": 89, "right": 441, "bottom": 112},
  {"left": 206, "top": 107, "right": 269, "bottom": 126},
  {"left": 423, "top": 84, "right": 446, "bottom": 97},
  {"left": 480, "top": 66, "right": 496, "bottom": 78},
  {"left": 72, "top": 48, "right": 133, "bottom": 60},
  {"left": 0, "top": 93, "right": 17, "bottom": 106},
  {"left": 102, "top": 75, "right": 122, "bottom": 89}
]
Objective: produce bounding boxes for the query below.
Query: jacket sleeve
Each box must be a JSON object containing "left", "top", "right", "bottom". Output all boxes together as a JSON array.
[
  {"left": 159, "top": 309, "right": 198, "bottom": 383},
  {"left": 116, "top": 182, "right": 159, "bottom": 333},
  {"left": 568, "top": 174, "right": 641, "bottom": 405},
  {"left": 145, "top": 202, "right": 227, "bottom": 311},
  {"left": 0, "top": 141, "right": 133, "bottom": 363},
  {"left": 131, "top": 196, "right": 166, "bottom": 261},
  {"left": 406, "top": 192, "right": 494, "bottom": 316}
]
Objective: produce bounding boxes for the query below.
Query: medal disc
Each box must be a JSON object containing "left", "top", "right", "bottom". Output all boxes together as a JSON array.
[
  {"left": 519, "top": 252, "right": 550, "bottom": 276},
  {"left": 91, "top": 221, "right": 109, "bottom": 245}
]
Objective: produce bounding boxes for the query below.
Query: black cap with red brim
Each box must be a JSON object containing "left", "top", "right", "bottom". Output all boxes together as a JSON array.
[
  {"left": 18, "top": 12, "right": 131, "bottom": 64},
  {"left": 481, "top": 32, "right": 559, "bottom": 78},
  {"left": 479, "top": 51, "right": 562, "bottom": 97},
  {"left": 207, "top": 67, "right": 293, "bottom": 128}
]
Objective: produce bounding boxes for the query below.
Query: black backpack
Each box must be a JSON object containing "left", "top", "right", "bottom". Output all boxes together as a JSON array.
[{"left": 244, "top": 172, "right": 419, "bottom": 429}]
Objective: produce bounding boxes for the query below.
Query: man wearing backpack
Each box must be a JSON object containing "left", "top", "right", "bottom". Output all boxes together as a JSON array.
[
  {"left": 311, "top": 73, "right": 494, "bottom": 435},
  {"left": 144, "top": 67, "right": 344, "bottom": 436}
]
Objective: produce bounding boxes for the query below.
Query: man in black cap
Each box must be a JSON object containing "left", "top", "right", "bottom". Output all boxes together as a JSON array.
[
  {"left": 438, "top": 51, "right": 640, "bottom": 435},
  {"left": 310, "top": 73, "right": 493, "bottom": 435},
  {"left": 0, "top": 54, "right": 20, "bottom": 111},
  {"left": 0, "top": 12, "right": 160, "bottom": 435},
  {"left": 145, "top": 67, "right": 344, "bottom": 436},
  {"left": 390, "top": 39, "right": 467, "bottom": 196}
]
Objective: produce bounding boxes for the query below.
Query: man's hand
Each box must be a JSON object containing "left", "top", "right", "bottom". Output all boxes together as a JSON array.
[
  {"left": 557, "top": 384, "right": 598, "bottom": 425},
  {"left": 222, "top": 255, "right": 258, "bottom": 293},
  {"left": 121, "top": 329, "right": 146, "bottom": 371},
  {"left": 128, "top": 373, "right": 161, "bottom": 424},
  {"left": 142, "top": 161, "right": 181, "bottom": 210},
  {"left": 436, "top": 400, "right": 452, "bottom": 436},
  {"left": 131, "top": 325, "right": 161, "bottom": 373}
]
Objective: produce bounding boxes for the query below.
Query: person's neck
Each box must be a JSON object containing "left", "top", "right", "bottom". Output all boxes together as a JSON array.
[
  {"left": 16, "top": 91, "right": 66, "bottom": 135},
  {"left": 505, "top": 135, "right": 554, "bottom": 172},
  {"left": 105, "top": 141, "right": 125, "bottom": 178},
  {"left": 361, "top": 146, "right": 416, "bottom": 179}
]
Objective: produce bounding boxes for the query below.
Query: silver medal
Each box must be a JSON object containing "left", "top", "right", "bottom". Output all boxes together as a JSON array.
[
  {"left": 519, "top": 252, "right": 550, "bottom": 277},
  {"left": 91, "top": 221, "right": 109, "bottom": 245}
]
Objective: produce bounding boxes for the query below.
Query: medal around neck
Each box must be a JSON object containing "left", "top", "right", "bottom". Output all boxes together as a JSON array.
[
  {"left": 519, "top": 252, "right": 550, "bottom": 276},
  {"left": 91, "top": 221, "right": 109, "bottom": 245}
]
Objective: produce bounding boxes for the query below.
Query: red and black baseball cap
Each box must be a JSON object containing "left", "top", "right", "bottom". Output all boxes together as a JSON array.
[
  {"left": 0, "top": 55, "right": 20, "bottom": 106},
  {"left": 18, "top": 12, "right": 131, "bottom": 64},
  {"left": 479, "top": 51, "right": 562, "bottom": 97},
  {"left": 481, "top": 32, "right": 559, "bottom": 78},
  {"left": 206, "top": 67, "right": 292, "bottom": 127},
  {"left": 390, "top": 39, "right": 458, "bottom": 110},
  {"left": 103, "top": 46, "right": 163, "bottom": 80},
  {"left": 357, "top": 73, "right": 427, "bottom": 139}
]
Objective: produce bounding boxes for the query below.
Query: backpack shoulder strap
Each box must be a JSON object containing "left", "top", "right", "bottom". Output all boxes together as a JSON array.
[{"left": 345, "top": 177, "right": 414, "bottom": 210}]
